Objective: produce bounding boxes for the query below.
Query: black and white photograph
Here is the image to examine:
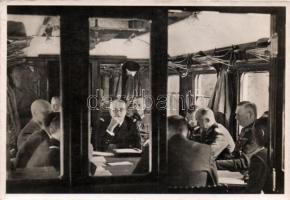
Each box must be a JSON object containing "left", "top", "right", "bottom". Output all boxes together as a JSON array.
[{"left": 0, "top": 1, "right": 289, "bottom": 199}]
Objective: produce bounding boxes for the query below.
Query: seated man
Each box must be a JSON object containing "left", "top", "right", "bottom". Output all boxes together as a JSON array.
[
  {"left": 15, "top": 112, "right": 58, "bottom": 168},
  {"left": 185, "top": 105, "right": 200, "bottom": 137},
  {"left": 167, "top": 115, "right": 218, "bottom": 187},
  {"left": 245, "top": 122, "right": 271, "bottom": 193},
  {"left": 189, "top": 108, "right": 235, "bottom": 160},
  {"left": 17, "top": 99, "right": 52, "bottom": 149},
  {"left": 91, "top": 99, "right": 141, "bottom": 151},
  {"left": 216, "top": 101, "right": 267, "bottom": 172},
  {"left": 50, "top": 96, "right": 61, "bottom": 112}
]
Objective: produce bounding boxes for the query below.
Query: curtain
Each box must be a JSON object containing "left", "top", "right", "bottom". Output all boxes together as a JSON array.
[
  {"left": 7, "top": 84, "right": 21, "bottom": 151},
  {"left": 208, "top": 68, "right": 232, "bottom": 128}
]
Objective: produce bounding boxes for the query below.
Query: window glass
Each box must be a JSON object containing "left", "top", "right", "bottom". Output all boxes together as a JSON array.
[
  {"left": 88, "top": 17, "right": 151, "bottom": 176},
  {"left": 240, "top": 72, "right": 269, "bottom": 118},
  {"left": 194, "top": 74, "right": 217, "bottom": 107},
  {"left": 167, "top": 75, "right": 180, "bottom": 116},
  {"left": 7, "top": 15, "right": 62, "bottom": 180}
]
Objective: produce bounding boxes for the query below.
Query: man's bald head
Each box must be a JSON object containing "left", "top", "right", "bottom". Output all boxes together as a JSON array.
[
  {"left": 195, "top": 108, "right": 216, "bottom": 130},
  {"left": 31, "top": 99, "right": 52, "bottom": 124}
]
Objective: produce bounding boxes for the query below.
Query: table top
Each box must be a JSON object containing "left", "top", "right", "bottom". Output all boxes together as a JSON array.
[
  {"left": 92, "top": 156, "right": 141, "bottom": 176},
  {"left": 217, "top": 170, "right": 246, "bottom": 186}
]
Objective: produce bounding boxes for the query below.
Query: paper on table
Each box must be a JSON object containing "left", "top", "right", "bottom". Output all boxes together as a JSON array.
[
  {"left": 107, "top": 161, "right": 133, "bottom": 166},
  {"left": 92, "top": 151, "right": 114, "bottom": 156},
  {"left": 218, "top": 177, "right": 245, "bottom": 185},
  {"left": 90, "top": 156, "right": 106, "bottom": 166},
  {"left": 94, "top": 166, "right": 112, "bottom": 176},
  {"left": 113, "top": 148, "right": 142, "bottom": 154}
]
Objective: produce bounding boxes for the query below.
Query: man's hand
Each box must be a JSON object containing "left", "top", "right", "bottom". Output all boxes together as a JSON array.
[{"left": 107, "top": 118, "right": 120, "bottom": 133}]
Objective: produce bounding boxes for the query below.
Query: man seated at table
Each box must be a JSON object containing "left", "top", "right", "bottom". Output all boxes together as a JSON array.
[
  {"left": 17, "top": 99, "right": 52, "bottom": 149},
  {"left": 216, "top": 101, "right": 267, "bottom": 173},
  {"left": 91, "top": 99, "right": 141, "bottom": 151},
  {"left": 167, "top": 115, "right": 218, "bottom": 187},
  {"left": 245, "top": 122, "right": 271, "bottom": 193},
  {"left": 188, "top": 107, "right": 235, "bottom": 160},
  {"left": 50, "top": 96, "right": 61, "bottom": 112},
  {"left": 15, "top": 112, "right": 58, "bottom": 168},
  {"left": 185, "top": 105, "right": 200, "bottom": 136}
]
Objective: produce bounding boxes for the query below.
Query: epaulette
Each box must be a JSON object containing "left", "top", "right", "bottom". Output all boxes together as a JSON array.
[
  {"left": 193, "top": 126, "right": 200, "bottom": 131},
  {"left": 214, "top": 127, "right": 223, "bottom": 134}
]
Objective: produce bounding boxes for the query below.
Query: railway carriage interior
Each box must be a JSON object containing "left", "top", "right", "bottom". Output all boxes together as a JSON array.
[{"left": 5, "top": 7, "right": 285, "bottom": 194}]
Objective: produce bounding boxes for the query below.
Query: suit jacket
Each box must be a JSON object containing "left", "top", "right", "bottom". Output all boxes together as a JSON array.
[
  {"left": 92, "top": 116, "right": 141, "bottom": 151},
  {"left": 17, "top": 119, "right": 41, "bottom": 149},
  {"left": 167, "top": 134, "right": 218, "bottom": 187},
  {"left": 15, "top": 129, "right": 50, "bottom": 168}
]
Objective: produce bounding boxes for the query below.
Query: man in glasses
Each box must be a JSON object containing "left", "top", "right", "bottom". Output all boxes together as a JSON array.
[{"left": 91, "top": 99, "right": 141, "bottom": 151}]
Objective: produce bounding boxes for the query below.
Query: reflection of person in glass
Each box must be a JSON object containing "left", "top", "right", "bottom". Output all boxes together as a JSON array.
[{"left": 91, "top": 99, "right": 141, "bottom": 151}]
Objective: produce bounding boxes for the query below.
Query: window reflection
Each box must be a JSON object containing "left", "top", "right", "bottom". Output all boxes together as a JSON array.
[{"left": 7, "top": 15, "right": 61, "bottom": 180}]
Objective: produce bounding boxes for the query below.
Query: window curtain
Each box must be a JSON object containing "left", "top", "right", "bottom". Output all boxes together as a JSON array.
[
  {"left": 7, "top": 84, "right": 21, "bottom": 151},
  {"left": 208, "top": 67, "right": 232, "bottom": 129}
]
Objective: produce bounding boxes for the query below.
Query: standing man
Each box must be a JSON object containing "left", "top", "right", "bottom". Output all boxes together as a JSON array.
[{"left": 91, "top": 99, "right": 141, "bottom": 151}]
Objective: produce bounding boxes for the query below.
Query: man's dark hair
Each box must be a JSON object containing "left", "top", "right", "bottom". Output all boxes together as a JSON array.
[
  {"left": 252, "top": 122, "right": 266, "bottom": 147},
  {"left": 238, "top": 101, "right": 257, "bottom": 119},
  {"left": 44, "top": 112, "right": 60, "bottom": 129},
  {"left": 168, "top": 115, "right": 188, "bottom": 132}
]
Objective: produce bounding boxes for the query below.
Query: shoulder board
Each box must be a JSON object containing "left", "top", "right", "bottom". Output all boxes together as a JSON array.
[
  {"left": 214, "top": 127, "right": 223, "bottom": 134},
  {"left": 193, "top": 126, "right": 200, "bottom": 131}
]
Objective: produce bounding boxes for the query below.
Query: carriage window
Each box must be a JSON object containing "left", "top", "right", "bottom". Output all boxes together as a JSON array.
[
  {"left": 7, "top": 15, "right": 62, "bottom": 180},
  {"left": 167, "top": 75, "right": 180, "bottom": 116},
  {"left": 88, "top": 17, "right": 152, "bottom": 176},
  {"left": 240, "top": 72, "right": 269, "bottom": 118},
  {"left": 194, "top": 74, "right": 217, "bottom": 107}
]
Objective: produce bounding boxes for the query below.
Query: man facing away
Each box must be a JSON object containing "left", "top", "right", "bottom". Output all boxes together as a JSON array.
[
  {"left": 17, "top": 99, "right": 52, "bottom": 149},
  {"left": 188, "top": 107, "right": 235, "bottom": 160},
  {"left": 245, "top": 122, "right": 271, "bottom": 193},
  {"left": 167, "top": 115, "right": 218, "bottom": 187},
  {"left": 91, "top": 99, "right": 141, "bottom": 151}
]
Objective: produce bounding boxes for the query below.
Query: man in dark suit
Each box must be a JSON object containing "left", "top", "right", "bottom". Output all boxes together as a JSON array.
[
  {"left": 92, "top": 99, "right": 141, "bottom": 151},
  {"left": 245, "top": 122, "right": 271, "bottom": 193},
  {"left": 167, "top": 115, "right": 218, "bottom": 187}
]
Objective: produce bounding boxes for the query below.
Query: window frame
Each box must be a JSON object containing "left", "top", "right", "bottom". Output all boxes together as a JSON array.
[{"left": 6, "top": 6, "right": 285, "bottom": 194}]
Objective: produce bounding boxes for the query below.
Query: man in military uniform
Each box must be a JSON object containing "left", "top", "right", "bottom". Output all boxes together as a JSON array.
[
  {"left": 216, "top": 101, "right": 267, "bottom": 172},
  {"left": 189, "top": 107, "right": 235, "bottom": 160}
]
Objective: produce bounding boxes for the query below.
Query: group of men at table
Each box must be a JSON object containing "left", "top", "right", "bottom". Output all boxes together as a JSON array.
[{"left": 8, "top": 95, "right": 270, "bottom": 193}]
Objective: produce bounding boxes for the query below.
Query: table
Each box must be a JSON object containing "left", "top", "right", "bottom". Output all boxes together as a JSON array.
[
  {"left": 217, "top": 170, "right": 246, "bottom": 186},
  {"left": 92, "top": 156, "right": 141, "bottom": 176}
]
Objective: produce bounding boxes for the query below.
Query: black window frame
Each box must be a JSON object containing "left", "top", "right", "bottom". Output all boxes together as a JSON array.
[{"left": 6, "top": 6, "right": 285, "bottom": 194}]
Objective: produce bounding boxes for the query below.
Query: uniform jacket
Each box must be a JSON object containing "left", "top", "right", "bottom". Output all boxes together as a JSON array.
[
  {"left": 91, "top": 116, "right": 141, "bottom": 151},
  {"left": 189, "top": 123, "right": 235, "bottom": 160}
]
